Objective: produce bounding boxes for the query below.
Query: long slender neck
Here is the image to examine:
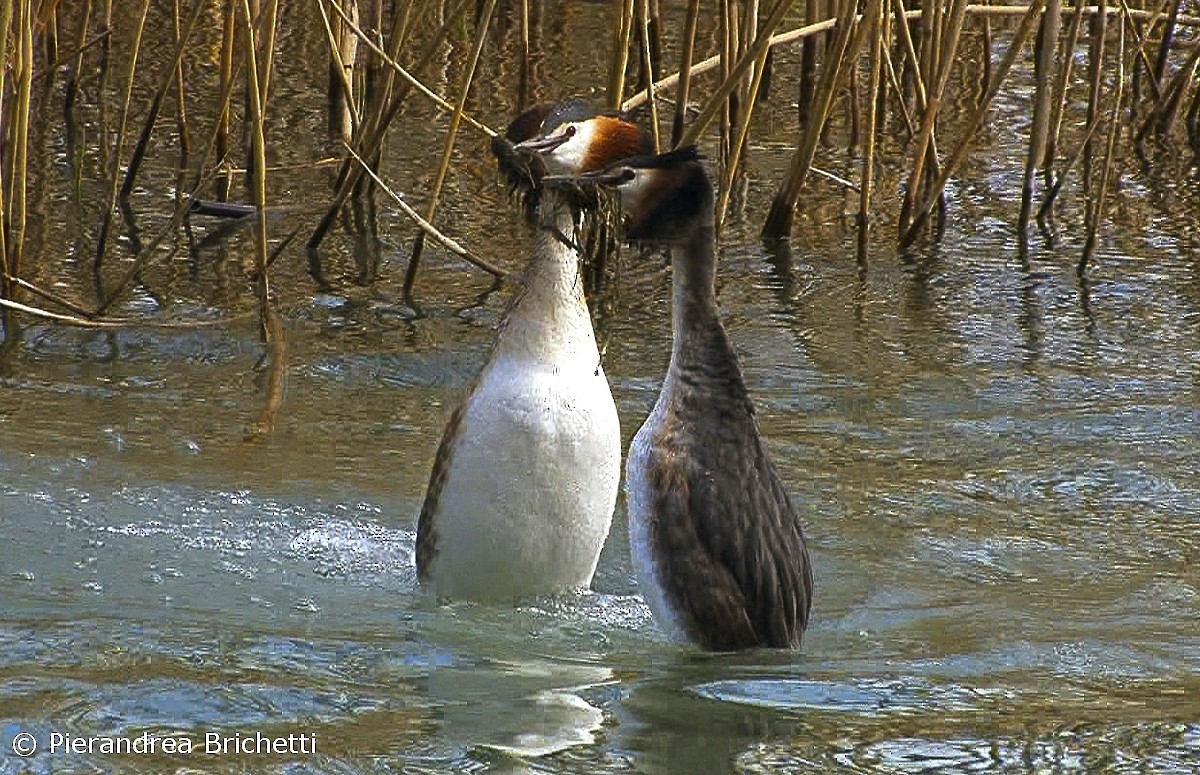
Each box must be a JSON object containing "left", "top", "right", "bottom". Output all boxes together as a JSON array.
[
  {"left": 669, "top": 223, "right": 722, "bottom": 363},
  {"left": 662, "top": 221, "right": 749, "bottom": 405},
  {"left": 493, "top": 202, "right": 594, "bottom": 365}
]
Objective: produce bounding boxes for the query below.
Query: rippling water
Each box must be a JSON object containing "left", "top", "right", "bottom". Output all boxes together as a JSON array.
[{"left": 3, "top": 3, "right": 1200, "bottom": 774}]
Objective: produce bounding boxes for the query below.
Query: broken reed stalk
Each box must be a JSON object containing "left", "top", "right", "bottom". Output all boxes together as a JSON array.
[
  {"left": 402, "top": 0, "right": 498, "bottom": 300},
  {"left": 1019, "top": 0, "right": 1060, "bottom": 235},
  {"left": 93, "top": 0, "right": 151, "bottom": 278},
  {"left": 119, "top": 0, "right": 206, "bottom": 203},
  {"left": 671, "top": 0, "right": 701, "bottom": 147},
  {"left": 899, "top": 1, "right": 1047, "bottom": 249},
  {"left": 1080, "top": 10, "right": 1124, "bottom": 276}
]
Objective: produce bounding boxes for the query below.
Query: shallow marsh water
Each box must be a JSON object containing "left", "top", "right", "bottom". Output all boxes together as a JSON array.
[{"left": 2, "top": 3, "right": 1200, "bottom": 774}]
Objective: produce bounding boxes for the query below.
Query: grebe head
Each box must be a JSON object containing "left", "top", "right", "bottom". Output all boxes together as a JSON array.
[
  {"left": 583, "top": 146, "right": 712, "bottom": 244},
  {"left": 515, "top": 114, "right": 653, "bottom": 176}
]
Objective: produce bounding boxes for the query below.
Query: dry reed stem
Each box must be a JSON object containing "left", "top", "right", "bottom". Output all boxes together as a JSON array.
[
  {"left": 120, "top": 0, "right": 206, "bottom": 203},
  {"left": 308, "top": 0, "right": 478, "bottom": 251},
  {"left": 345, "top": 145, "right": 507, "bottom": 278},
  {"left": 1019, "top": 0, "right": 1060, "bottom": 235},
  {"left": 1045, "top": 0, "right": 1087, "bottom": 180},
  {"left": 256, "top": 0, "right": 279, "bottom": 114},
  {"left": 240, "top": 0, "right": 288, "bottom": 440},
  {"left": 403, "top": 0, "right": 498, "bottom": 299},
  {"left": 900, "top": 0, "right": 1047, "bottom": 249},
  {"left": 1118, "top": 0, "right": 1164, "bottom": 103},
  {"left": 518, "top": 0, "right": 530, "bottom": 111},
  {"left": 327, "top": 1, "right": 496, "bottom": 138},
  {"left": 638, "top": 0, "right": 661, "bottom": 153},
  {"left": 93, "top": 0, "right": 151, "bottom": 275},
  {"left": 240, "top": 0, "right": 276, "bottom": 340},
  {"left": 2, "top": 0, "right": 34, "bottom": 327},
  {"left": 1081, "top": 10, "right": 1123, "bottom": 275},
  {"left": 858, "top": 0, "right": 885, "bottom": 263},
  {"left": 1083, "top": 0, "right": 1106, "bottom": 192},
  {"left": 318, "top": 0, "right": 361, "bottom": 143},
  {"left": 715, "top": 38, "right": 772, "bottom": 234},
  {"left": 1037, "top": 105, "right": 1104, "bottom": 221},
  {"left": 621, "top": 4, "right": 1200, "bottom": 116},
  {"left": 671, "top": 0, "right": 701, "bottom": 147},
  {"left": 172, "top": 0, "right": 191, "bottom": 165},
  {"left": 0, "top": 293, "right": 259, "bottom": 329},
  {"left": 1, "top": 0, "right": 19, "bottom": 301},
  {"left": 762, "top": 0, "right": 872, "bottom": 241},
  {"left": 216, "top": 0, "right": 236, "bottom": 177},
  {"left": 678, "top": 0, "right": 794, "bottom": 148},
  {"left": 608, "top": 0, "right": 635, "bottom": 110}
]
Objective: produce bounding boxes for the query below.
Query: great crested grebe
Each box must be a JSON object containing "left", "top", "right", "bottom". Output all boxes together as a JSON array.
[
  {"left": 492, "top": 100, "right": 652, "bottom": 215},
  {"left": 414, "top": 178, "right": 621, "bottom": 601},
  {"left": 586, "top": 147, "right": 813, "bottom": 650}
]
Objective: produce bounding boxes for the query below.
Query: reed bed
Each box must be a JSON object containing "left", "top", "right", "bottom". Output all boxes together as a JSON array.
[{"left": 1, "top": 1, "right": 1198, "bottom": 415}]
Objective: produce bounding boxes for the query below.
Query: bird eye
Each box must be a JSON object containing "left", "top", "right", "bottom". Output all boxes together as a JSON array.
[
  {"left": 564, "top": 125, "right": 577, "bottom": 138},
  {"left": 619, "top": 168, "right": 636, "bottom": 183}
]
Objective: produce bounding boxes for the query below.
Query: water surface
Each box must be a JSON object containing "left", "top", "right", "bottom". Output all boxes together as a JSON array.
[{"left": 3, "top": 4, "right": 1200, "bottom": 774}]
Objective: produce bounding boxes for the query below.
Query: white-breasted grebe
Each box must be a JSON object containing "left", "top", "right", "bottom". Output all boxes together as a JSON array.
[
  {"left": 414, "top": 180, "right": 621, "bottom": 601},
  {"left": 587, "top": 147, "right": 814, "bottom": 650}
]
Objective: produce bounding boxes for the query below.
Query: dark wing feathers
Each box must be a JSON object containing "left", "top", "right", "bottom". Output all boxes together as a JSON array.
[
  {"left": 652, "top": 353, "right": 812, "bottom": 650},
  {"left": 647, "top": 425, "right": 760, "bottom": 651},
  {"left": 415, "top": 398, "right": 470, "bottom": 579}
]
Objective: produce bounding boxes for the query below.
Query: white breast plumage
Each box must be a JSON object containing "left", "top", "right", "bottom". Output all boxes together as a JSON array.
[{"left": 415, "top": 202, "right": 621, "bottom": 601}]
